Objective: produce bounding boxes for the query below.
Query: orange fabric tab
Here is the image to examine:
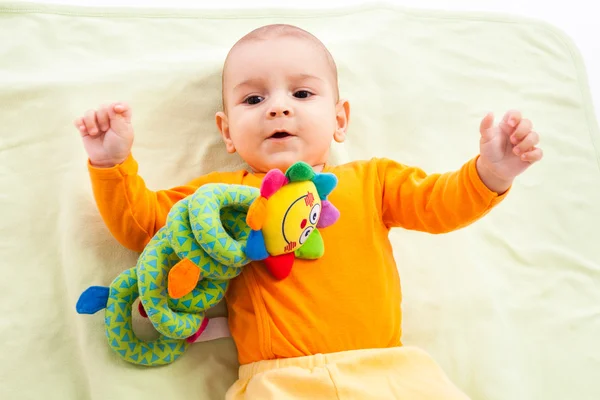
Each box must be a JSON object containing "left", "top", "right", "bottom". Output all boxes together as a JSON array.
[{"left": 168, "top": 258, "right": 201, "bottom": 299}]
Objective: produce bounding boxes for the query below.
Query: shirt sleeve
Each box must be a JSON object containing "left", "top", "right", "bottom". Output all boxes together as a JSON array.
[
  {"left": 376, "top": 156, "right": 509, "bottom": 233},
  {"left": 87, "top": 154, "right": 239, "bottom": 252}
]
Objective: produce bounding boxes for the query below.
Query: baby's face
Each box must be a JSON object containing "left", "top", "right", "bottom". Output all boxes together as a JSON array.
[{"left": 217, "top": 36, "right": 347, "bottom": 173}]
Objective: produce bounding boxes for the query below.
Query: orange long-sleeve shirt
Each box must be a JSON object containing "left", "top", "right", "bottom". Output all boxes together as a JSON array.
[{"left": 88, "top": 154, "right": 507, "bottom": 365}]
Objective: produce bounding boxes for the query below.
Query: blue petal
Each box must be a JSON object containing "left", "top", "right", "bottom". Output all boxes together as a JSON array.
[
  {"left": 312, "top": 173, "right": 338, "bottom": 199},
  {"left": 244, "top": 230, "right": 269, "bottom": 260}
]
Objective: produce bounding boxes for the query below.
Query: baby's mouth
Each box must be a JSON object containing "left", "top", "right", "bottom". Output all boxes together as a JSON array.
[{"left": 269, "top": 130, "right": 293, "bottom": 139}]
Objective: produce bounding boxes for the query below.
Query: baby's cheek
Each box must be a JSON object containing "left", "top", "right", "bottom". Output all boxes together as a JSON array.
[
  {"left": 303, "top": 113, "right": 330, "bottom": 134},
  {"left": 232, "top": 122, "right": 259, "bottom": 143}
]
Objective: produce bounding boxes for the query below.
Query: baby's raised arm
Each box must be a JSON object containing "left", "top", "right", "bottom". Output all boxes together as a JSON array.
[{"left": 74, "top": 103, "right": 195, "bottom": 251}]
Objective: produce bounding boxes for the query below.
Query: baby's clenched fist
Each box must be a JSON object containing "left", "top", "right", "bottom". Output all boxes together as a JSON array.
[{"left": 74, "top": 102, "right": 134, "bottom": 168}]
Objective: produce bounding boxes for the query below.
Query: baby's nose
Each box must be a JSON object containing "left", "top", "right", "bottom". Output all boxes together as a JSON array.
[
  {"left": 269, "top": 109, "right": 290, "bottom": 117},
  {"left": 267, "top": 104, "right": 293, "bottom": 118}
]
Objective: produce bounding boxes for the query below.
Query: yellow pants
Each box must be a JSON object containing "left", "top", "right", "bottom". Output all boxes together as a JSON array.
[{"left": 226, "top": 346, "right": 471, "bottom": 399}]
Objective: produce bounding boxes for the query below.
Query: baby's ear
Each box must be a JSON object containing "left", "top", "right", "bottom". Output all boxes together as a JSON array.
[
  {"left": 215, "top": 111, "right": 235, "bottom": 153},
  {"left": 334, "top": 99, "right": 350, "bottom": 143}
]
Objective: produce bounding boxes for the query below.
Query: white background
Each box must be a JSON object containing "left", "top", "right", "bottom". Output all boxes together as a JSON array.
[{"left": 19, "top": 0, "right": 600, "bottom": 119}]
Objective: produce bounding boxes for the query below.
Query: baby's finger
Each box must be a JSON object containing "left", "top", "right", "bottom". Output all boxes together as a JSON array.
[
  {"left": 513, "top": 130, "right": 539, "bottom": 155},
  {"left": 83, "top": 110, "right": 99, "bottom": 136},
  {"left": 520, "top": 147, "right": 543, "bottom": 163},
  {"left": 499, "top": 110, "right": 521, "bottom": 135},
  {"left": 97, "top": 105, "right": 110, "bottom": 131},
  {"left": 112, "top": 102, "right": 132, "bottom": 120},
  {"left": 503, "top": 110, "right": 522, "bottom": 129},
  {"left": 479, "top": 112, "right": 495, "bottom": 141},
  {"left": 73, "top": 117, "right": 87, "bottom": 135},
  {"left": 510, "top": 119, "right": 533, "bottom": 144}
]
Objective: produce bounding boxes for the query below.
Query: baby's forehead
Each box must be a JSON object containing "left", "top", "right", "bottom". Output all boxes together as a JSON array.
[{"left": 224, "top": 34, "right": 334, "bottom": 78}]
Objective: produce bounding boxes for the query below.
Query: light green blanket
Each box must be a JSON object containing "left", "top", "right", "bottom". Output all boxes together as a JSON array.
[{"left": 1, "top": 2, "right": 599, "bottom": 400}]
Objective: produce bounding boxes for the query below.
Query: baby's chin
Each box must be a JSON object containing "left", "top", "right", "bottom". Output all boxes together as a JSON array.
[{"left": 248, "top": 151, "right": 325, "bottom": 173}]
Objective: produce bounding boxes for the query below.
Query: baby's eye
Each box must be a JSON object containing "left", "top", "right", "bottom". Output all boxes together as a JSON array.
[
  {"left": 293, "top": 90, "right": 312, "bottom": 99},
  {"left": 244, "top": 96, "right": 264, "bottom": 105}
]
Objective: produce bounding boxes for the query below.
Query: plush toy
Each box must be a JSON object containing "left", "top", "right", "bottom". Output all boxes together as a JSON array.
[
  {"left": 244, "top": 160, "right": 340, "bottom": 279},
  {"left": 76, "top": 162, "right": 339, "bottom": 366}
]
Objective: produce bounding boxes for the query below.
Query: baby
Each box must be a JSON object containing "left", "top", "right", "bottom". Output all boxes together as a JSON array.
[{"left": 74, "top": 24, "right": 542, "bottom": 399}]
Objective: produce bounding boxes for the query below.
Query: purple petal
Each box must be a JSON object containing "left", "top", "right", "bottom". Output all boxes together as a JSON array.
[{"left": 317, "top": 200, "right": 340, "bottom": 228}]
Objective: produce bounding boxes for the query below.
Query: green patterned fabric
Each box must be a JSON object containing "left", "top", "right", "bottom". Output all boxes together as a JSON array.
[{"left": 77, "top": 184, "right": 258, "bottom": 366}]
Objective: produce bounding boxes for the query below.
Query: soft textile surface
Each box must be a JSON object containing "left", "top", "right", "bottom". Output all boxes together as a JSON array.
[{"left": 1, "top": 2, "right": 599, "bottom": 399}]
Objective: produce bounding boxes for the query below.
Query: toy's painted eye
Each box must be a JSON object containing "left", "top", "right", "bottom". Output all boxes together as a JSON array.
[
  {"left": 299, "top": 226, "right": 314, "bottom": 244},
  {"left": 309, "top": 203, "right": 321, "bottom": 225}
]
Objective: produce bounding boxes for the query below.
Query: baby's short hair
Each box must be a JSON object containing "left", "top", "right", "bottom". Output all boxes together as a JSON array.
[{"left": 221, "top": 24, "right": 339, "bottom": 110}]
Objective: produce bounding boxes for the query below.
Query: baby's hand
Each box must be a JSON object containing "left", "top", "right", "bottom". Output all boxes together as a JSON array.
[
  {"left": 73, "top": 103, "right": 134, "bottom": 168},
  {"left": 476, "top": 110, "right": 543, "bottom": 193}
]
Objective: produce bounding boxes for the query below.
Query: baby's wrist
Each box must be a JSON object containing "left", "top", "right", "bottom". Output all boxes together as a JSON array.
[
  {"left": 476, "top": 157, "right": 513, "bottom": 194},
  {"left": 89, "top": 155, "right": 129, "bottom": 169},
  {"left": 90, "top": 161, "right": 117, "bottom": 168}
]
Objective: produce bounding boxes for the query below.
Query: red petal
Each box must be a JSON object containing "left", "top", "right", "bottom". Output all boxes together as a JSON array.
[{"left": 264, "top": 253, "right": 295, "bottom": 279}]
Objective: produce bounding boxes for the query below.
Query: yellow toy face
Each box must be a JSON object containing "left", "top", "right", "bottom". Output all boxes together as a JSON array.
[{"left": 261, "top": 181, "right": 322, "bottom": 256}]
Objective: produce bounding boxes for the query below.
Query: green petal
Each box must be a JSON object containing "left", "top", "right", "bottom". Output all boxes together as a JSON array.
[
  {"left": 294, "top": 229, "right": 324, "bottom": 259},
  {"left": 285, "top": 161, "right": 315, "bottom": 182}
]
